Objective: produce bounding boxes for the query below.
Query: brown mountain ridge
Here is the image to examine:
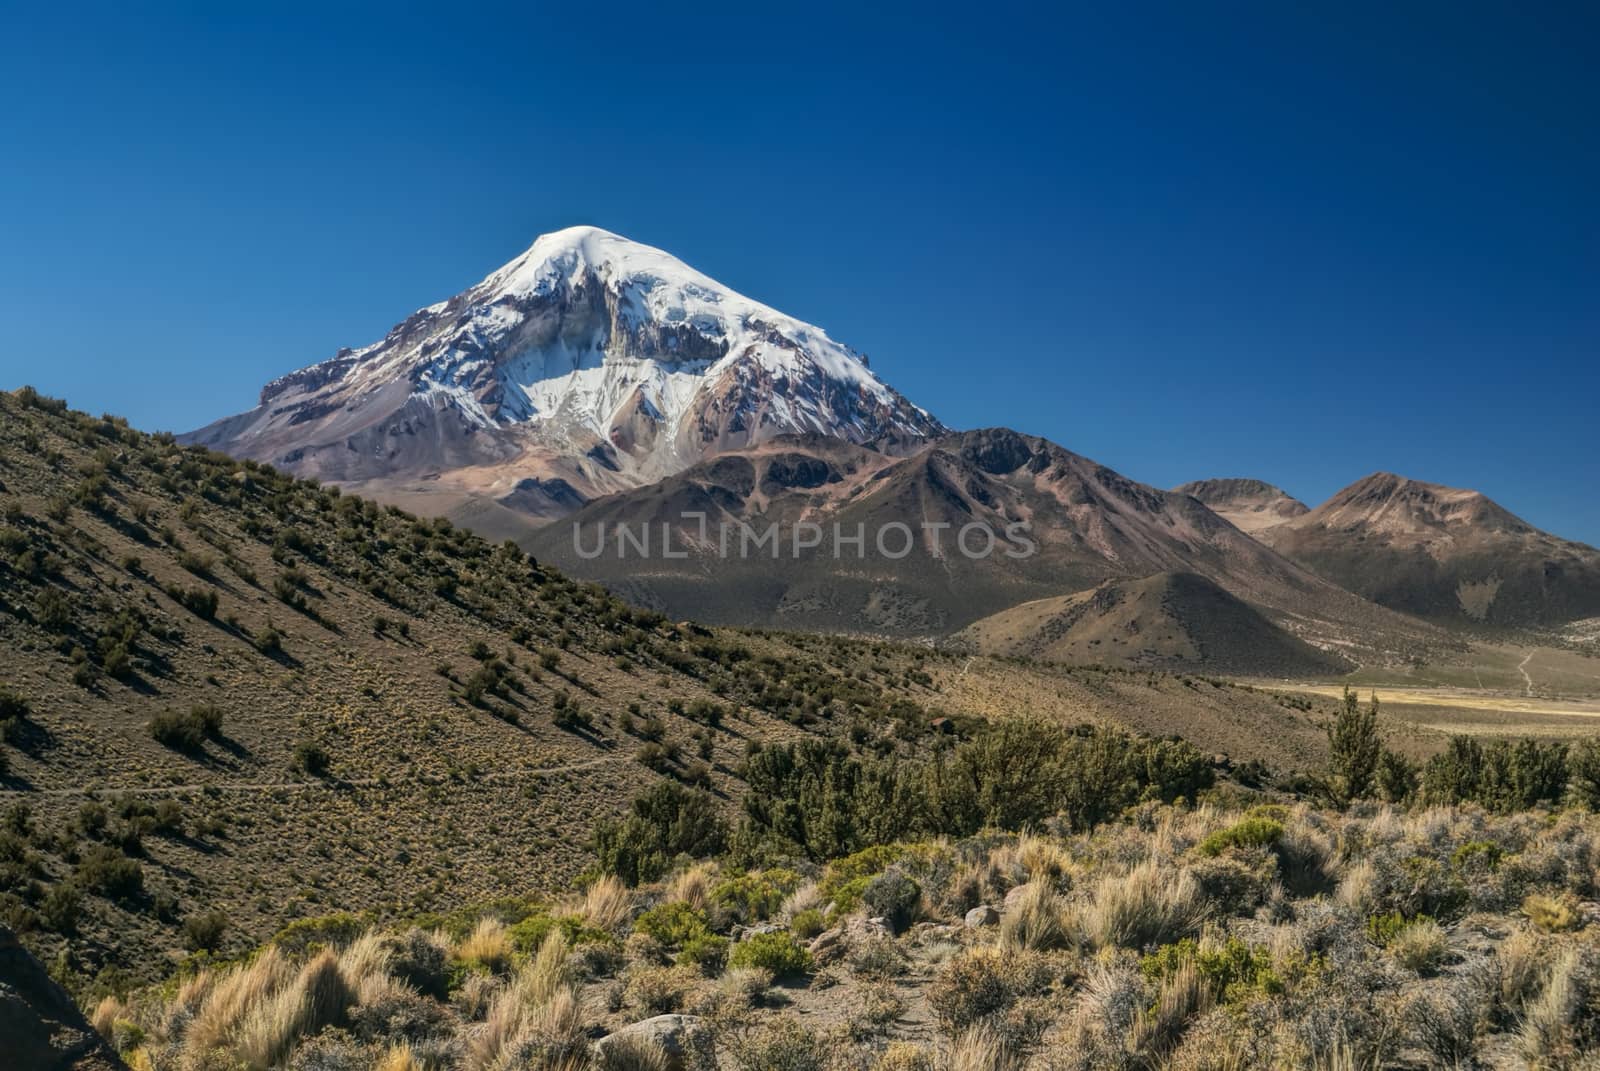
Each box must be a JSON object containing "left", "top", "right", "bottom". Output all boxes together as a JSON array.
[
  {"left": 528, "top": 429, "right": 1445, "bottom": 666},
  {"left": 1198, "top": 472, "right": 1600, "bottom": 628}
]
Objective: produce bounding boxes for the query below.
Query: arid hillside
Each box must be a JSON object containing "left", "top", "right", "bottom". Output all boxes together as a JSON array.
[{"left": 0, "top": 389, "right": 1345, "bottom": 996}]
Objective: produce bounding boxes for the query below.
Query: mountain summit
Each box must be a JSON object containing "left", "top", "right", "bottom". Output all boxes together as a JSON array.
[
  {"left": 182, "top": 226, "right": 943, "bottom": 522},
  {"left": 1173, "top": 478, "right": 1309, "bottom": 535},
  {"left": 1262, "top": 473, "right": 1600, "bottom": 626}
]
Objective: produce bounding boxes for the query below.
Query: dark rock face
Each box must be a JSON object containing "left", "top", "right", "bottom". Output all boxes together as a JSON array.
[{"left": 0, "top": 927, "right": 127, "bottom": 1071}]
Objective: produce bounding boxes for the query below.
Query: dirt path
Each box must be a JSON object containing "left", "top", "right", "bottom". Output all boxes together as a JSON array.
[
  {"left": 0, "top": 753, "right": 630, "bottom": 800},
  {"left": 1518, "top": 651, "right": 1536, "bottom": 697}
]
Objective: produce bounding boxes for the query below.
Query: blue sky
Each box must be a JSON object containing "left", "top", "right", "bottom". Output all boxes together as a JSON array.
[{"left": 2, "top": 3, "right": 1596, "bottom": 542}]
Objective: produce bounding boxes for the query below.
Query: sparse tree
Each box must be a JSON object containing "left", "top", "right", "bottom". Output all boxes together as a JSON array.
[
  {"left": 1326, "top": 687, "right": 1382, "bottom": 806},
  {"left": 1571, "top": 737, "right": 1600, "bottom": 809},
  {"left": 1376, "top": 748, "right": 1417, "bottom": 804}
]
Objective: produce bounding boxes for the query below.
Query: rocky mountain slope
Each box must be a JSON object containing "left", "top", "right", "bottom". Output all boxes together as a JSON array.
[
  {"left": 953, "top": 571, "right": 1353, "bottom": 677},
  {"left": 1173, "top": 478, "right": 1309, "bottom": 535},
  {"left": 1259, "top": 473, "right": 1600, "bottom": 627},
  {"left": 182, "top": 227, "right": 942, "bottom": 523},
  {"left": 0, "top": 928, "right": 126, "bottom": 1071},
  {"left": 527, "top": 429, "right": 1445, "bottom": 664}
]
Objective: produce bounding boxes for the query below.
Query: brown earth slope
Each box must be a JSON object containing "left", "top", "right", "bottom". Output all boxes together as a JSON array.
[{"left": 953, "top": 571, "right": 1353, "bottom": 678}]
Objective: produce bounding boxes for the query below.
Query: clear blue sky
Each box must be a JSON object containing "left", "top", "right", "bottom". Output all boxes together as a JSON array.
[{"left": 2, "top": 3, "right": 1596, "bottom": 543}]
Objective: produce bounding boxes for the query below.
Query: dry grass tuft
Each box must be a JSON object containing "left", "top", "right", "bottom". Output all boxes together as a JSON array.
[
  {"left": 1386, "top": 917, "right": 1449, "bottom": 974},
  {"left": 942, "top": 1025, "right": 1012, "bottom": 1071},
  {"left": 598, "top": 1029, "right": 672, "bottom": 1071},
  {"left": 1522, "top": 892, "right": 1582, "bottom": 933},
  {"left": 1017, "top": 835, "right": 1072, "bottom": 887},
  {"left": 91, "top": 996, "right": 126, "bottom": 1042},
  {"left": 583, "top": 875, "right": 633, "bottom": 931},
  {"left": 234, "top": 949, "right": 353, "bottom": 1070},
  {"left": 1497, "top": 928, "right": 1546, "bottom": 1013},
  {"left": 1130, "top": 958, "right": 1210, "bottom": 1061},
  {"left": 375, "top": 1041, "right": 423, "bottom": 1071},
  {"left": 998, "top": 881, "right": 1072, "bottom": 951},
  {"left": 457, "top": 917, "right": 515, "bottom": 974},
  {"left": 1519, "top": 944, "right": 1580, "bottom": 1061},
  {"left": 1081, "top": 859, "right": 1206, "bottom": 950},
  {"left": 466, "top": 934, "right": 587, "bottom": 1071},
  {"left": 668, "top": 863, "right": 716, "bottom": 917},
  {"left": 520, "top": 930, "right": 575, "bottom": 1007},
  {"left": 338, "top": 930, "right": 394, "bottom": 990},
  {"left": 184, "top": 945, "right": 293, "bottom": 1059}
]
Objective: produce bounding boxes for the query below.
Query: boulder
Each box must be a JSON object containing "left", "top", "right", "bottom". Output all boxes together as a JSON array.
[
  {"left": 808, "top": 928, "right": 846, "bottom": 966},
  {"left": 965, "top": 905, "right": 1000, "bottom": 928},
  {"left": 1003, "top": 883, "right": 1034, "bottom": 911},
  {"left": 595, "top": 1014, "right": 711, "bottom": 1071},
  {"left": 844, "top": 916, "right": 893, "bottom": 944}
]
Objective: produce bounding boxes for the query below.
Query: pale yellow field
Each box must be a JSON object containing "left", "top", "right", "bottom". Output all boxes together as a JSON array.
[{"left": 1236, "top": 640, "right": 1600, "bottom": 749}]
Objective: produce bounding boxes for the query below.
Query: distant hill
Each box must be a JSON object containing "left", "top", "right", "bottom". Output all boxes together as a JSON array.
[
  {"left": 953, "top": 571, "right": 1352, "bottom": 677},
  {"left": 528, "top": 429, "right": 1444, "bottom": 665},
  {"left": 1173, "top": 478, "right": 1309, "bottom": 535},
  {"left": 1263, "top": 473, "right": 1600, "bottom": 627}
]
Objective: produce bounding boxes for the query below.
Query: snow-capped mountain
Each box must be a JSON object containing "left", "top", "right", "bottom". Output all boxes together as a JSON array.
[{"left": 183, "top": 226, "right": 943, "bottom": 520}]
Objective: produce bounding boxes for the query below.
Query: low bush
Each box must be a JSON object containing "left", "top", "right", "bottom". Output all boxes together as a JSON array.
[
  {"left": 184, "top": 909, "right": 230, "bottom": 952},
  {"left": 728, "top": 932, "right": 811, "bottom": 977},
  {"left": 148, "top": 707, "right": 221, "bottom": 751},
  {"left": 863, "top": 870, "right": 922, "bottom": 934},
  {"left": 1197, "top": 817, "right": 1283, "bottom": 857},
  {"left": 75, "top": 845, "right": 143, "bottom": 901},
  {"left": 1523, "top": 893, "right": 1581, "bottom": 933}
]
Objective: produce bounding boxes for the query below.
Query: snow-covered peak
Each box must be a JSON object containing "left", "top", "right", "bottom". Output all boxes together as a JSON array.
[
  {"left": 188, "top": 225, "right": 943, "bottom": 503},
  {"left": 475, "top": 226, "right": 885, "bottom": 394}
]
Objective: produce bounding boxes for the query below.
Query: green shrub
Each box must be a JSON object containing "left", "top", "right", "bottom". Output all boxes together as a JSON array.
[
  {"left": 184, "top": 909, "right": 230, "bottom": 952},
  {"left": 0, "top": 687, "right": 28, "bottom": 723},
  {"left": 1326, "top": 687, "right": 1382, "bottom": 804},
  {"left": 863, "top": 869, "right": 921, "bottom": 933},
  {"left": 1422, "top": 736, "right": 1570, "bottom": 812},
  {"left": 592, "top": 783, "right": 728, "bottom": 886},
  {"left": 1450, "top": 840, "right": 1503, "bottom": 873},
  {"left": 790, "top": 909, "right": 826, "bottom": 940},
  {"left": 1571, "top": 738, "right": 1600, "bottom": 809},
  {"left": 727, "top": 932, "right": 811, "bottom": 977},
  {"left": 40, "top": 884, "right": 81, "bottom": 933},
  {"left": 678, "top": 933, "right": 729, "bottom": 973},
  {"left": 1197, "top": 817, "right": 1283, "bottom": 857},
  {"left": 74, "top": 845, "right": 143, "bottom": 902},
  {"left": 1141, "top": 936, "right": 1283, "bottom": 1003},
  {"left": 148, "top": 707, "right": 220, "bottom": 751},
  {"left": 1366, "top": 910, "right": 1434, "bottom": 946},
  {"left": 271, "top": 912, "right": 364, "bottom": 955},
  {"left": 293, "top": 740, "right": 330, "bottom": 776},
  {"left": 633, "top": 901, "right": 712, "bottom": 947},
  {"left": 168, "top": 584, "right": 218, "bottom": 620},
  {"left": 712, "top": 869, "right": 802, "bottom": 923},
  {"left": 508, "top": 911, "right": 611, "bottom": 953}
]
